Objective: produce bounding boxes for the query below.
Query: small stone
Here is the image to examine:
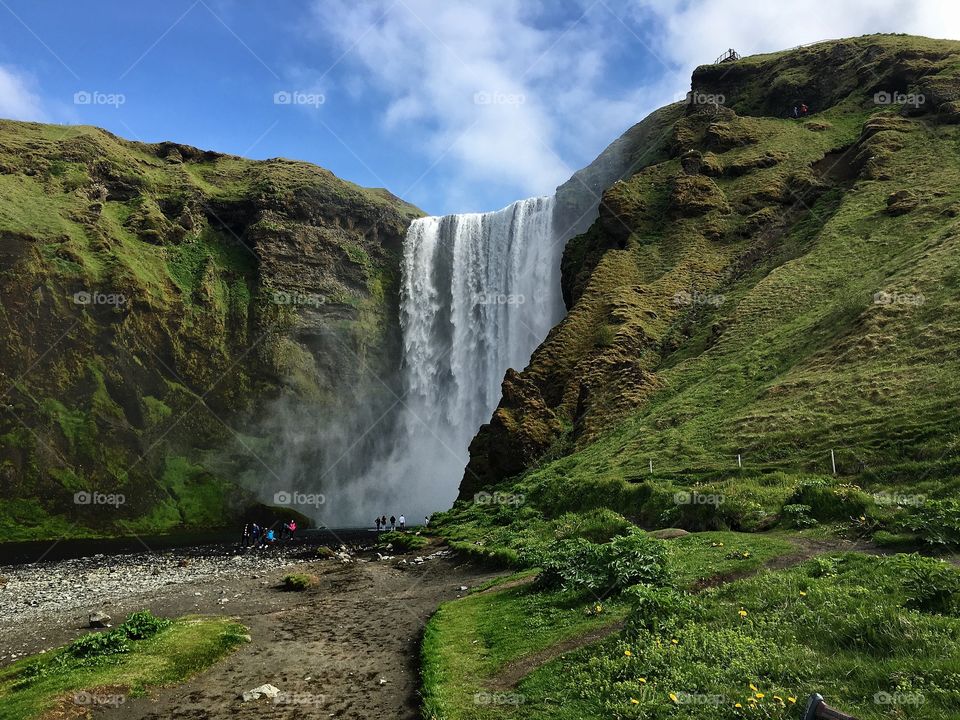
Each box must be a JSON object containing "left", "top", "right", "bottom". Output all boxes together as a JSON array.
[
  {"left": 88, "top": 611, "right": 111, "bottom": 628},
  {"left": 241, "top": 683, "right": 281, "bottom": 702}
]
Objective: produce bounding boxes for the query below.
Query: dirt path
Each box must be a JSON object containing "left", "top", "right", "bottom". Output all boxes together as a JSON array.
[
  {"left": 95, "top": 553, "right": 501, "bottom": 720},
  {"left": 487, "top": 620, "right": 626, "bottom": 692}
]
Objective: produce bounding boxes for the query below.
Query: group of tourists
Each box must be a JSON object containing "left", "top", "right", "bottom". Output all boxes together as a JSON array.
[
  {"left": 375, "top": 514, "right": 405, "bottom": 532},
  {"left": 791, "top": 102, "right": 810, "bottom": 118},
  {"left": 240, "top": 519, "right": 297, "bottom": 548}
]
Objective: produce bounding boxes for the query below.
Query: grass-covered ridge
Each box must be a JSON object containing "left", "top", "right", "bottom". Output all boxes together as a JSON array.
[
  {"left": 0, "top": 120, "right": 422, "bottom": 539},
  {"left": 458, "top": 34, "right": 960, "bottom": 549},
  {"left": 0, "top": 610, "right": 248, "bottom": 720}
]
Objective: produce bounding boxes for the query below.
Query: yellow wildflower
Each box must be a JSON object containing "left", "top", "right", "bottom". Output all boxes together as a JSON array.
[
  {"left": 756, "top": 693, "right": 765, "bottom": 699},
  {"left": 749, "top": 684, "right": 759, "bottom": 692},
  {"left": 638, "top": 678, "right": 647, "bottom": 684},
  {"left": 738, "top": 609, "right": 748, "bottom": 618},
  {"left": 669, "top": 693, "right": 679, "bottom": 703},
  {"left": 624, "top": 650, "right": 632, "bottom": 657},
  {"left": 630, "top": 698, "right": 639, "bottom": 705},
  {"left": 788, "top": 697, "right": 797, "bottom": 704}
]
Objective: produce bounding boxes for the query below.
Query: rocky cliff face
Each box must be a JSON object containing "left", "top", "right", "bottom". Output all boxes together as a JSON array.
[
  {"left": 0, "top": 121, "right": 421, "bottom": 539},
  {"left": 460, "top": 34, "right": 960, "bottom": 499}
]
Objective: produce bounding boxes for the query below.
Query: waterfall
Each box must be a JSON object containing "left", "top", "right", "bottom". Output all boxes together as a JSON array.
[{"left": 316, "top": 196, "right": 565, "bottom": 526}]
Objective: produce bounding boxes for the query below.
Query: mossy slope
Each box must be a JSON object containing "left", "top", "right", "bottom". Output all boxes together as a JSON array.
[
  {"left": 460, "top": 35, "right": 960, "bottom": 518},
  {"left": 0, "top": 120, "right": 421, "bottom": 539}
]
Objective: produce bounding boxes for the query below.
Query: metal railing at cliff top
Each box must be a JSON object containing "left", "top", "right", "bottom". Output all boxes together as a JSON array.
[{"left": 714, "top": 48, "right": 740, "bottom": 63}]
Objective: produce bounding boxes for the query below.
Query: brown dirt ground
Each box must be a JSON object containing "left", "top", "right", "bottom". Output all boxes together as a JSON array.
[{"left": 15, "top": 548, "right": 504, "bottom": 720}]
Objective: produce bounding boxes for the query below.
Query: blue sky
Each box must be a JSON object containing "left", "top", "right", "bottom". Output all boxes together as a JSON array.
[{"left": 1, "top": 1, "right": 958, "bottom": 215}]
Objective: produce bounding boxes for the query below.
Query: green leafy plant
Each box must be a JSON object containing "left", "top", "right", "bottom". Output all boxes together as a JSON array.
[
  {"left": 899, "top": 499, "right": 960, "bottom": 547},
  {"left": 625, "top": 584, "right": 697, "bottom": 634},
  {"left": 781, "top": 503, "right": 817, "bottom": 528},
  {"left": 67, "top": 631, "right": 131, "bottom": 659},
  {"left": 118, "top": 610, "right": 172, "bottom": 640},
  {"left": 894, "top": 554, "right": 960, "bottom": 615},
  {"left": 531, "top": 529, "right": 670, "bottom": 595}
]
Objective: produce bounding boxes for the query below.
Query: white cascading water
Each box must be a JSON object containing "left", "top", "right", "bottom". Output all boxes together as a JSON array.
[{"left": 318, "top": 196, "right": 565, "bottom": 525}]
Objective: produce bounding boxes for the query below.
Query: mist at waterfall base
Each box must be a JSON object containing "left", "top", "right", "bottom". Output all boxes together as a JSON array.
[{"left": 267, "top": 196, "right": 566, "bottom": 528}]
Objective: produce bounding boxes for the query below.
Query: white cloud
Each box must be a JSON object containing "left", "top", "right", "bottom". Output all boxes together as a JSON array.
[
  {"left": 311, "top": 0, "right": 612, "bottom": 210},
  {"left": 630, "top": 0, "right": 960, "bottom": 77},
  {"left": 309, "top": 0, "right": 960, "bottom": 213},
  {"left": 0, "top": 65, "right": 45, "bottom": 121}
]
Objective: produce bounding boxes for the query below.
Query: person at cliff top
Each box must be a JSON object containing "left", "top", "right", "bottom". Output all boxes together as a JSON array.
[
  {"left": 376, "top": 516, "right": 381, "bottom": 532},
  {"left": 390, "top": 515, "right": 396, "bottom": 530},
  {"left": 399, "top": 515, "right": 406, "bottom": 531},
  {"left": 381, "top": 515, "right": 387, "bottom": 530},
  {"left": 424, "top": 516, "right": 429, "bottom": 527}
]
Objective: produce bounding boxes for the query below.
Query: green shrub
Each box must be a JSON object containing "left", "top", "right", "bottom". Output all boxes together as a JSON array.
[
  {"left": 531, "top": 528, "right": 670, "bottom": 595},
  {"left": 552, "top": 508, "right": 631, "bottom": 543},
  {"left": 893, "top": 554, "right": 960, "bottom": 615},
  {"left": 447, "top": 540, "right": 521, "bottom": 568},
  {"left": 282, "top": 573, "right": 318, "bottom": 591},
  {"left": 781, "top": 503, "right": 817, "bottom": 528},
  {"left": 378, "top": 531, "right": 428, "bottom": 552},
  {"left": 67, "top": 631, "right": 131, "bottom": 658},
  {"left": 899, "top": 498, "right": 960, "bottom": 547},
  {"left": 786, "top": 480, "right": 870, "bottom": 521},
  {"left": 625, "top": 584, "right": 696, "bottom": 634},
  {"left": 118, "top": 610, "right": 172, "bottom": 640}
]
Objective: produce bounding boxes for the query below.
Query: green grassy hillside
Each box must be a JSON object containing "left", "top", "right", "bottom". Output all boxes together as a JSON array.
[
  {"left": 0, "top": 120, "right": 421, "bottom": 539},
  {"left": 456, "top": 34, "right": 960, "bottom": 547}
]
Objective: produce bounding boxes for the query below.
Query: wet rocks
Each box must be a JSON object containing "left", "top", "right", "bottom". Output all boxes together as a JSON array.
[
  {"left": 88, "top": 611, "right": 111, "bottom": 628},
  {"left": 0, "top": 547, "right": 309, "bottom": 627}
]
